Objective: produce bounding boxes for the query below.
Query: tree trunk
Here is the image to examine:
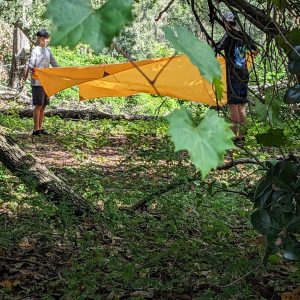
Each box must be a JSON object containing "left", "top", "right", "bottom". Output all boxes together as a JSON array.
[
  {"left": 8, "top": 25, "right": 30, "bottom": 90},
  {"left": 0, "top": 133, "right": 96, "bottom": 216},
  {"left": 0, "top": 108, "right": 162, "bottom": 121}
]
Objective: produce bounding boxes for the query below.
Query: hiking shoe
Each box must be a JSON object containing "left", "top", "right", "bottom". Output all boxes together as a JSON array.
[
  {"left": 32, "top": 130, "right": 41, "bottom": 136},
  {"left": 40, "top": 129, "right": 50, "bottom": 135}
]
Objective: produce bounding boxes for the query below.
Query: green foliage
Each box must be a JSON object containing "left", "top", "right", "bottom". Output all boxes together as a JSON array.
[
  {"left": 288, "top": 61, "right": 300, "bottom": 75},
  {"left": 258, "top": 0, "right": 288, "bottom": 9},
  {"left": 46, "top": 0, "right": 133, "bottom": 53},
  {"left": 288, "top": 46, "right": 300, "bottom": 76},
  {"left": 284, "top": 45, "right": 300, "bottom": 104},
  {"left": 116, "top": 0, "right": 200, "bottom": 59},
  {"left": 255, "top": 100, "right": 281, "bottom": 127},
  {"left": 284, "top": 83, "right": 300, "bottom": 104},
  {"left": 270, "top": 0, "right": 287, "bottom": 9},
  {"left": 163, "top": 25, "right": 223, "bottom": 99},
  {"left": 289, "top": 45, "right": 300, "bottom": 61},
  {"left": 276, "top": 29, "right": 300, "bottom": 52},
  {"left": 255, "top": 128, "right": 286, "bottom": 147},
  {"left": 1, "top": 111, "right": 298, "bottom": 298},
  {"left": 251, "top": 160, "right": 300, "bottom": 263},
  {"left": 0, "top": 0, "right": 49, "bottom": 40},
  {"left": 167, "top": 108, "right": 234, "bottom": 178},
  {"left": 51, "top": 46, "right": 123, "bottom": 66}
]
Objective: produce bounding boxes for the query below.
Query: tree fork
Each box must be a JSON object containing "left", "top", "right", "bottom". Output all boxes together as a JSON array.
[{"left": 0, "top": 133, "right": 96, "bottom": 216}]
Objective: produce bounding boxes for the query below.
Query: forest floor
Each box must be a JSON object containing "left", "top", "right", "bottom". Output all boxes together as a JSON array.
[{"left": 0, "top": 102, "right": 299, "bottom": 299}]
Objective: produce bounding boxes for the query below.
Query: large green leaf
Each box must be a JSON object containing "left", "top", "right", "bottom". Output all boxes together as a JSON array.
[
  {"left": 289, "top": 45, "right": 300, "bottom": 61},
  {"left": 279, "top": 161, "right": 300, "bottom": 184},
  {"left": 46, "top": 0, "right": 133, "bottom": 53},
  {"left": 255, "top": 128, "right": 286, "bottom": 147},
  {"left": 276, "top": 30, "right": 300, "bottom": 52},
  {"left": 270, "top": 0, "right": 287, "bottom": 9},
  {"left": 251, "top": 209, "right": 278, "bottom": 236},
  {"left": 272, "top": 178, "right": 293, "bottom": 193},
  {"left": 254, "top": 177, "right": 273, "bottom": 200},
  {"left": 284, "top": 83, "right": 300, "bottom": 104},
  {"left": 163, "top": 26, "right": 223, "bottom": 100},
  {"left": 255, "top": 189, "right": 273, "bottom": 209},
  {"left": 288, "top": 61, "right": 300, "bottom": 75},
  {"left": 167, "top": 108, "right": 234, "bottom": 178},
  {"left": 255, "top": 101, "right": 281, "bottom": 127},
  {"left": 283, "top": 235, "right": 300, "bottom": 261},
  {"left": 272, "top": 195, "right": 294, "bottom": 213},
  {"left": 295, "top": 178, "right": 300, "bottom": 193},
  {"left": 287, "top": 217, "right": 300, "bottom": 233}
]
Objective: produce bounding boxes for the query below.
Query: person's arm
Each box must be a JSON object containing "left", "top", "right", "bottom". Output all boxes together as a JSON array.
[
  {"left": 49, "top": 50, "right": 59, "bottom": 67},
  {"left": 28, "top": 48, "right": 36, "bottom": 71},
  {"left": 26, "top": 48, "right": 37, "bottom": 80},
  {"left": 243, "top": 32, "right": 258, "bottom": 54},
  {"left": 215, "top": 34, "right": 229, "bottom": 54}
]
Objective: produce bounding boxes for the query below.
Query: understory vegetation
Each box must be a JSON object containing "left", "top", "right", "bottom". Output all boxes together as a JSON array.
[
  {"left": 1, "top": 0, "right": 300, "bottom": 299},
  {"left": 0, "top": 112, "right": 299, "bottom": 299}
]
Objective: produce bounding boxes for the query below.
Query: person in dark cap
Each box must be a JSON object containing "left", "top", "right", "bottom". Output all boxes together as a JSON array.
[
  {"left": 215, "top": 12, "right": 258, "bottom": 142},
  {"left": 28, "top": 29, "right": 59, "bottom": 136}
]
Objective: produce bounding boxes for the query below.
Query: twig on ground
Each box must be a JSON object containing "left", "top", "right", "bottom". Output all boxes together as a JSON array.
[
  {"left": 0, "top": 255, "right": 44, "bottom": 266},
  {"left": 130, "top": 158, "right": 264, "bottom": 211},
  {"left": 217, "top": 266, "right": 260, "bottom": 288}
]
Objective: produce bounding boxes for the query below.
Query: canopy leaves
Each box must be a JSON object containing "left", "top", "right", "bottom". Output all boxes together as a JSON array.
[
  {"left": 167, "top": 108, "right": 234, "bottom": 178},
  {"left": 46, "top": 0, "right": 133, "bottom": 53}
]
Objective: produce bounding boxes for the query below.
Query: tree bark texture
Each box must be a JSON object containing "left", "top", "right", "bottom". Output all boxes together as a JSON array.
[
  {"left": 8, "top": 25, "right": 30, "bottom": 90},
  {"left": 0, "top": 133, "right": 95, "bottom": 216}
]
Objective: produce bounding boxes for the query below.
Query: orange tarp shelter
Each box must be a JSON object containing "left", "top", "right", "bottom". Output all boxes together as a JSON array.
[{"left": 35, "top": 55, "right": 227, "bottom": 106}]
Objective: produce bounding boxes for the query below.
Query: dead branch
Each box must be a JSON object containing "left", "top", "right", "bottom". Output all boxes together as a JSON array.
[{"left": 130, "top": 158, "right": 263, "bottom": 211}]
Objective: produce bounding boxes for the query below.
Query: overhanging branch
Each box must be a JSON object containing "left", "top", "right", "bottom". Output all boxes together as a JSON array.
[{"left": 216, "top": 0, "right": 286, "bottom": 36}]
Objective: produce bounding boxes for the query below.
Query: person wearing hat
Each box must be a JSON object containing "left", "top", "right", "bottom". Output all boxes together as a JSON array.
[
  {"left": 28, "top": 29, "right": 59, "bottom": 136},
  {"left": 215, "top": 12, "right": 258, "bottom": 142}
]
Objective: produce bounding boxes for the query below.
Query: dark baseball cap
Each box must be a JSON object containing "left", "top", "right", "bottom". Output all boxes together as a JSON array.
[{"left": 36, "top": 29, "right": 50, "bottom": 38}]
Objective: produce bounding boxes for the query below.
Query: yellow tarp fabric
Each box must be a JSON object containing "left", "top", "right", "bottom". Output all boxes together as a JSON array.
[{"left": 35, "top": 55, "right": 227, "bottom": 106}]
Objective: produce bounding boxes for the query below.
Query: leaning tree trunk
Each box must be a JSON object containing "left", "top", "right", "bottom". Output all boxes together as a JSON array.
[{"left": 0, "top": 133, "right": 96, "bottom": 216}]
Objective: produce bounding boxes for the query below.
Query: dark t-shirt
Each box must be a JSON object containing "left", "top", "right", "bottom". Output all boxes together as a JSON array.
[
  {"left": 215, "top": 29, "right": 257, "bottom": 79},
  {"left": 215, "top": 28, "right": 257, "bottom": 104}
]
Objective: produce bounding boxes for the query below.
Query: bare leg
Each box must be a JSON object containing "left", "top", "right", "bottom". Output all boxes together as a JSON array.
[
  {"left": 229, "top": 104, "right": 240, "bottom": 138},
  {"left": 39, "top": 105, "right": 46, "bottom": 129},
  {"left": 238, "top": 104, "right": 246, "bottom": 138},
  {"left": 33, "top": 105, "right": 43, "bottom": 131}
]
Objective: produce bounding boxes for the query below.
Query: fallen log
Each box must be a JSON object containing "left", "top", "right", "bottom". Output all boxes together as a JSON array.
[
  {"left": 1, "top": 108, "right": 162, "bottom": 121},
  {"left": 0, "top": 90, "right": 31, "bottom": 104},
  {"left": 0, "top": 133, "right": 96, "bottom": 216}
]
